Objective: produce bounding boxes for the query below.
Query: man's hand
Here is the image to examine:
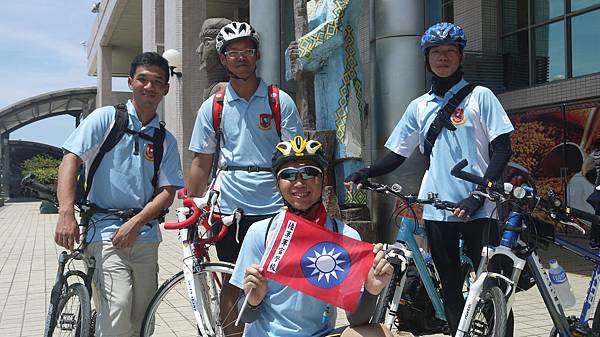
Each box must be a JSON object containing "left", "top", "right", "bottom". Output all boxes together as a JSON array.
[
  {"left": 453, "top": 194, "right": 484, "bottom": 219},
  {"left": 365, "top": 243, "right": 394, "bottom": 295},
  {"left": 344, "top": 167, "right": 371, "bottom": 192},
  {"left": 288, "top": 40, "right": 302, "bottom": 80},
  {"left": 243, "top": 264, "right": 268, "bottom": 306},
  {"left": 111, "top": 219, "right": 142, "bottom": 249},
  {"left": 55, "top": 211, "right": 80, "bottom": 250}
]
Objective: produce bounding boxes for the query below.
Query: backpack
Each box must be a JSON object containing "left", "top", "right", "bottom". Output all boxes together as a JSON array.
[
  {"left": 210, "top": 85, "right": 281, "bottom": 177},
  {"left": 76, "top": 103, "right": 165, "bottom": 203}
]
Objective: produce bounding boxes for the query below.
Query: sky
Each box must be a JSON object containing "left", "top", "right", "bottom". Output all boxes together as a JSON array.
[{"left": 0, "top": 1, "right": 122, "bottom": 147}]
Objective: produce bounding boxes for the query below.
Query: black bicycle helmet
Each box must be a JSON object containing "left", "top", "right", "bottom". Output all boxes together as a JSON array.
[{"left": 272, "top": 136, "right": 328, "bottom": 175}]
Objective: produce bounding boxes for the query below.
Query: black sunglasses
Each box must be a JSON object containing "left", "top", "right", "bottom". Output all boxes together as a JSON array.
[{"left": 277, "top": 166, "right": 323, "bottom": 182}]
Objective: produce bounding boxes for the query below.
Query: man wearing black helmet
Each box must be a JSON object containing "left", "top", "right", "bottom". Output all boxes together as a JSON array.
[
  {"left": 230, "top": 136, "right": 394, "bottom": 337},
  {"left": 346, "top": 22, "right": 514, "bottom": 335}
]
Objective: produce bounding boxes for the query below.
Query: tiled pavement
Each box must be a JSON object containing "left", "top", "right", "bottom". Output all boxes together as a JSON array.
[{"left": 0, "top": 200, "right": 599, "bottom": 336}]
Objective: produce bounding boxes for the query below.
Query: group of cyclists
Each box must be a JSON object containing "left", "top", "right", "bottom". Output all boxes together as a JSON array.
[{"left": 51, "top": 19, "right": 537, "bottom": 337}]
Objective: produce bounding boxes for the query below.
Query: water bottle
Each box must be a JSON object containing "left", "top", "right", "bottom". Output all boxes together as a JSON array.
[
  {"left": 500, "top": 211, "right": 522, "bottom": 248},
  {"left": 548, "top": 259, "right": 576, "bottom": 308}
]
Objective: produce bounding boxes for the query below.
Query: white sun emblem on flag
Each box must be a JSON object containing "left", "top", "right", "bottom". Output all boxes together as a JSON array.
[
  {"left": 306, "top": 246, "right": 346, "bottom": 283},
  {"left": 301, "top": 242, "right": 351, "bottom": 288}
]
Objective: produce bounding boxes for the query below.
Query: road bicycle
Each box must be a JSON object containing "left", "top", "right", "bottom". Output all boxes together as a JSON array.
[
  {"left": 140, "top": 190, "right": 243, "bottom": 337},
  {"left": 451, "top": 159, "right": 600, "bottom": 337},
  {"left": 364, "top": 182, "right": 475, "bottom": 335}
]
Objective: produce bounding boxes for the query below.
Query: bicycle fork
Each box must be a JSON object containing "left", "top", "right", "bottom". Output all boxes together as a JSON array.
[{"left": 44, "top": 252, "right": 68, "bottom": 337}]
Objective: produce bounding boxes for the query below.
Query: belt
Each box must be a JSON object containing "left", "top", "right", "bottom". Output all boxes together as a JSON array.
[{"left": 220, "top": 165, "right": 271, "bottom": 173}]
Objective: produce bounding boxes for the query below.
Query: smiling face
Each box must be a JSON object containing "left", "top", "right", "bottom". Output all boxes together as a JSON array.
[
  {"left": 128, "top": 65, "right": 169, "bottom": 113},
  {"left": 219, "top": 38, "right": 260, "bottom": 79},
  {"left": 276, "top": 160, "right": 323, "bottom": 214},
  {"left": 428, "top": 44, "right": 463, "bottom": 78}
]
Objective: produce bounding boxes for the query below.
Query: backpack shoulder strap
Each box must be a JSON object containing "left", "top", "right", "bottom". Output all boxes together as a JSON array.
[
  {"left": 268, "top": 84, "right": 282, "bottom": 140},
  {"left": 83, "top": 103, "right": 129, "bottom": 201},
  {"left": 264, "top": 215, "right": 278, "bottom": 247},
  {"left": 151, "top": 121, "right": 166, "bottom": 191},
  {"left": 423, "top": 84, "right": 476, "bottom": 158},
  {"left": 211, "top": 90, "right": 226, "bottom": 178}
]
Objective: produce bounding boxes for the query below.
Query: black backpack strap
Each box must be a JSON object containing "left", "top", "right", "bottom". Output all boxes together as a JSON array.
[
  {"left": 264, "top": 215, "right": 278, "bottom": 247},
  {"left": 83, "top": 103, "right": 129, "bottom": 201},
  {"left": 151, "top": 121, "right": 166, "bottom": 191},
  {"left": 423, "top": 84, "right": 476, "bottom": 158}
]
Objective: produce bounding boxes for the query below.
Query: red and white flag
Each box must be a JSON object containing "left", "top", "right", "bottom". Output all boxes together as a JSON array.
[{"left": 261, "top": 211, "right": 374, "bottom": 312}]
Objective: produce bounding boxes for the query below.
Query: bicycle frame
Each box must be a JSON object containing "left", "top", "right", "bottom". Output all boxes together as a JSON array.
[
  {"left": 457, "top": 214, "right": 600, "bottom": 337},
  {"left": 174, "top": 206, "right": 219, "bottom": 336}
]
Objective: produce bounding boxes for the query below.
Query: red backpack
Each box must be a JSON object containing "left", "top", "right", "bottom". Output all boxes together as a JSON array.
[{"left": 210, "top": 84, "right": 281, "bottom": 177}]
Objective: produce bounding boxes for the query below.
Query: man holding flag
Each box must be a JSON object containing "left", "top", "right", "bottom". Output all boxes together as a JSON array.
[{"left": 230, "top": 136, "right": 394, "bottom": 337}]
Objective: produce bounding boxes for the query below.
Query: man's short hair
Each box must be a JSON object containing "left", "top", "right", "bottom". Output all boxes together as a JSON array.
[{"left": 129, "top": 52, "right": 170, "bottom": 82}]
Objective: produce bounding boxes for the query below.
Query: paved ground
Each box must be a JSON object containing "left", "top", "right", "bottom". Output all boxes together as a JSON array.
[{"left": 0, "top": 200, "right": 599, "bottom": 336}]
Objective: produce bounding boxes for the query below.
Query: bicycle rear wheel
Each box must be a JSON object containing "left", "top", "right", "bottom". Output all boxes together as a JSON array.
[
  {"left": 467, "top": 286, "right": 506, "bottom": 337},
  {"left": 47, "top": 283, "right": 92, "bottom": 337},
  {"left": 141, "top": 262, "right": 240, "bottom": 337}
]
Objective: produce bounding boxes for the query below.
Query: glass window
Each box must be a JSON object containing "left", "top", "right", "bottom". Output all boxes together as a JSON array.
[
  {"left": 571, "top": 9, "right": 600, "bottom": 76},
  {"left": 503, "top": 31, "right": 530, "bottom": 90},
  {"left": 534, "top": 0, "right": 564, "bottom": 23},
  {"left": 443, "top": 0, "right": 454, "bottom": 23},
  {"left": 533, "top": 22, "right": 566, "bottom": 83},
  {"left": 503, "top": 0, "right": 529, "bottom": 33},
  {"left": 571, "top": 0, "right": 600, "bottom": 11}
]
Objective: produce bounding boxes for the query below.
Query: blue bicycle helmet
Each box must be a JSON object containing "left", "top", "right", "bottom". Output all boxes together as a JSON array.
[{"left": 420, "top": 22, "right": 467, "bottom": 55}]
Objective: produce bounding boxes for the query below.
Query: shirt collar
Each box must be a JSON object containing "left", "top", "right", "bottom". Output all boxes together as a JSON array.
[
  {"left": 224, "top": 79, "right": 268, "bottom": 103},
  {"left": 426, "top": 78, "right": 469, "bottom": 102},
  {"left": 126, "top": 99, "right": 161, "bottom": 130}
]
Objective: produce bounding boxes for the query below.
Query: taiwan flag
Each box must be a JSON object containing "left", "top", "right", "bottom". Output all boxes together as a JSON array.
[{"left": 261, "top": 211, "right": 374, "bottom": 312}]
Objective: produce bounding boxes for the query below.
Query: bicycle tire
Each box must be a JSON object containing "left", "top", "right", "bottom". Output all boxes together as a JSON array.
[
  {"left": 48, "top": 283, "right": 92, "bottom": 337},
  {"left": 372, "top": 272, "right": 398, "bottom": 326},
  {"left": 141, "top": 262, "right": 239, "bottom": 337},
  {"left": 592, "top": 301, "right": 600, "bottom": 334},
  {"left": 467, "top": 286, "right": 506, "bottom": 337}
]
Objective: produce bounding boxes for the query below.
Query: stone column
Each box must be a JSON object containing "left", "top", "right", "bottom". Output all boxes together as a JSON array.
[
  {"left": 371, "top": 0, "right": 427, "bottom": 241},
  {"left": 97, "top": 45, "right": 113, "bottom": 107},
  {"left": 163, "top": 0, "right": 206, "bottom": 174},
  {"left": 250, "top": 0, "right": 281, "bottom": 84}
]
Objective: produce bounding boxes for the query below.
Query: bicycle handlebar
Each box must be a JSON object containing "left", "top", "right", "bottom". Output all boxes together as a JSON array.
[
  {"left": 163, "top": 191, "right": 244, "bottom": 245},
  {"left": 450, "top": 159, "right": 600, "bottom": 226},
  {"left": 362, "top": 181, "right": 457, "bottom": 211}
]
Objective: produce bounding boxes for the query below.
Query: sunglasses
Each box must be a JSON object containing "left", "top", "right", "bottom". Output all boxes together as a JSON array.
[{"left": 277, "top": 166, "right": 323, "bottom": 182}]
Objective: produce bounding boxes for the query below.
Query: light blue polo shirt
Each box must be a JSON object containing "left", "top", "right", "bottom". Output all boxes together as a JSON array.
[
  {"left": 189, "top": 80, "right": 303, "bottom": 215},
  {"left": 230, "top": 211, "right": 361, "bottom": 337},
  {"left": 63, "top": 100, "right": 184, "bottom": 243},
  {"left": 385, "top": 79, "right": 514, "bottom": 221}
]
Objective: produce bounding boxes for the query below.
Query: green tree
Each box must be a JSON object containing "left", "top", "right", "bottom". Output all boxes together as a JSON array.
[{"left": 21, "top": 154, "right": 61, "bottom": 185}]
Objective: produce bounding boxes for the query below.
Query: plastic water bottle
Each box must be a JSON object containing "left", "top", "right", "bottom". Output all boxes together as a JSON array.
[{"left": 548, "top": 259, "right": 576, "bottom": 308}]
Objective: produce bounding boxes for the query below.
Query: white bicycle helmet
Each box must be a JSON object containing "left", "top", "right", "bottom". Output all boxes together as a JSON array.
[{"left": 215, "top": 21, "right": 260, "bottom": 53}]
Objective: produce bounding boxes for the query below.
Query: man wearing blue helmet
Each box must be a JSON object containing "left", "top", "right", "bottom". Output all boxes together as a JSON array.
[{"left": 346, "top": 22, "right": 514, "bottom": 335}]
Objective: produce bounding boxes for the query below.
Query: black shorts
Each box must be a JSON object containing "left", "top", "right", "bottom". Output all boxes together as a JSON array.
[{"left": 215, "top": 213, "right": 276, "bottom": 263}]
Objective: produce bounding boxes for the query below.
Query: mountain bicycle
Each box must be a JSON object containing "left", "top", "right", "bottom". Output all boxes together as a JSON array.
[
  {"left": 23, "top": 175, "right": 165, "bottom": 337},
  {"left": 140, "top": 190, "right": 243, "bottom": 337},
  {"left": 364, "top": 182, "right": 475, "bottom": 335},
  {"left": 451, "top": 159, "right": 600, "bottom": 337},
  {"left": 22, "top": 175, "right": 95, "bottom": 337}
]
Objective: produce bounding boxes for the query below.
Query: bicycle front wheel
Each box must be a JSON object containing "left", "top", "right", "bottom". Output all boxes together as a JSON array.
[
  {"left": 141, "top": 262, "right": 240, "bottom": 337},
  {"left": 48, "top": 283, "right": 92, "bottom": 337},
  {"left": 467, "top": 286, "right": 507, "bottom": 337}
]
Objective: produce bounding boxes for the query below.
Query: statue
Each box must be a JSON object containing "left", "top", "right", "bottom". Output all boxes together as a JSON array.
[
  {"left": 287, "top": 0, "right": 366, "bottom": 205},
  {"left": 196, "top": 18, "right": 231, "bottom": 100}
]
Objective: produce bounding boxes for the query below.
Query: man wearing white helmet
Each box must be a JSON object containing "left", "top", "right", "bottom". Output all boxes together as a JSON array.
[{"left": 187, "top": 21, "right": 303, "bottom": 333}]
